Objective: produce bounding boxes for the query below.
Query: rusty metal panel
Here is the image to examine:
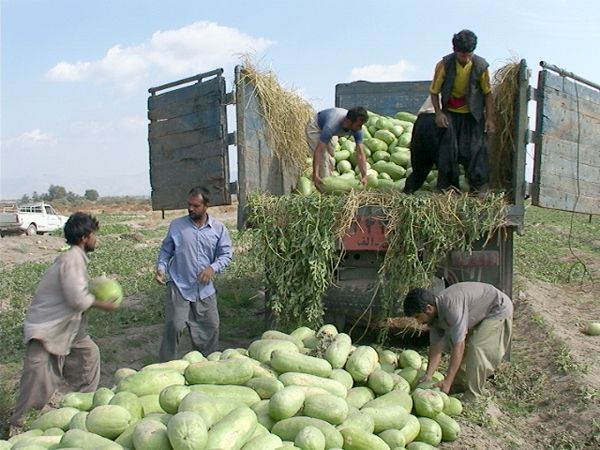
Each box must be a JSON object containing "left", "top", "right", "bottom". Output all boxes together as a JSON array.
[
  {"left": 450, "top": 250, "right": 500, "bottom": 268},
  {"left": 235, "top": 65, "right": 297, "bottom": 229},
  {"left": 443, "top": 229, "right": 514, "bottom": 297},
  {"left": 335, "top": 80, "right": 431, "bottom": 116},
  {"left": 532, "top": 70, "right": 600, "bottom": 214},
  {"left": 342, "top": 216, "right": 388, "bottom": 251},
  {"left": 148, "top": 70, "right": 231, "bottom": 211}
]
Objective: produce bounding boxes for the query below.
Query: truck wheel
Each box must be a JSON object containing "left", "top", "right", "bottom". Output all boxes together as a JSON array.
[{"left": 25, "top": 224, "right": 37, "bottom": 236}]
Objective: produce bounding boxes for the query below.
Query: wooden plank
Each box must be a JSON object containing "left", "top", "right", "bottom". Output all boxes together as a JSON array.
[
  {"left": 150, "top": 139, "right": 224, "bottom": 162},
  {"left": 540, "top": 94, "right": 600, "bottom": 145},
  {"left": 152, "top": 183, "right": 230, "bottom": 210},
  {"left": 148, "top": 93, "right": 222, "bottom": 121},
  {"left": 538, "top": 138, "right": 600, "bottom": 182},
  {"left": 148, "top": 77, "right": 224, "bottom": 112},
  {"left": 536, "top": 184, "right": 599, "bottom": 215},
  {"left": 150, "top": 155, "right": 225, "bottom": 184},
  {"left": 150, "top": 155, "right": 230, "bottom": 209},
  {"left": 543, "top": 71, "right": 600, "bottom": 104},
  {"left": 538, "top": 135, "right": 598, "bottom": 167},
  {"left": 149, "top": 131, "right": 225, "bottom": 154},
  {"left": 532, "top": 69, "right": 600, "bottom": 215},
  {"left": 335, "top": 80, "right": 431, "bottom": 115},
  {"left": 149, "top": 112, "right": 223, "bottom": 138},
  {"left": 536, "top": 169, "right": 599, "bottom": 198}
]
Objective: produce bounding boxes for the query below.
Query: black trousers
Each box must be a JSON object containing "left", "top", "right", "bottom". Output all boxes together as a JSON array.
[{"left": 404, "top": 112, "right": 489, "bottom": 193}]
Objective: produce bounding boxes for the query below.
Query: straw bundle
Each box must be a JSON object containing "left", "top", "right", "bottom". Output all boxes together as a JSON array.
[
  {"left": 489, "top": 60, "right": 521, "bottom": 190},
  {"left": 239, "top": 57, "right": 315, "bottom": 175}
]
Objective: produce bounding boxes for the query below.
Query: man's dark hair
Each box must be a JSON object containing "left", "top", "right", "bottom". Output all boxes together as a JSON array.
[
  {"left": 188, "top": 186, "right": 210, "bottom": 205},
  {"left": 64, "top": 212, "right": 99, "bottom": 245},
  {"left": 347, "top": 106, "right": 369, "bottom": 123},
  {"left": 452, "top": 29, "right": 478, "bottom": 53},
  {"left": 403, "top": 287, "right": 437, "bottom": 317}
]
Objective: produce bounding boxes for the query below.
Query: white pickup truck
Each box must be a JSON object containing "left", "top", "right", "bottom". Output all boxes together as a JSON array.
[{"left": 0, "top": 202, "right": 69, "bottom": 237}]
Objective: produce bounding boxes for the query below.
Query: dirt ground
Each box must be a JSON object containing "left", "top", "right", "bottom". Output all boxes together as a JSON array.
[
  {"left": 1, "top": 203, "right": 598, "bottom": 448},
  {"left": 0, "top": 203, "right": 239, "bottom": 269}
]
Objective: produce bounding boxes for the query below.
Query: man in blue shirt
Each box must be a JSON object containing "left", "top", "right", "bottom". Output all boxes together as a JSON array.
[
  {"left": 155, "top": 187, "right": 233, "bottom": 361},
  {"left": 305, "top": 106, "right": 369, "bottom": 190}
]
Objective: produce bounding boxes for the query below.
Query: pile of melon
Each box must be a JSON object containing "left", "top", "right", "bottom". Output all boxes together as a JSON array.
[
  {"left": 297, "top": 111, "right": 450, "bottom": 195},
  {"left": 3, "top": 324, "right": 463, "bottom": 450}
]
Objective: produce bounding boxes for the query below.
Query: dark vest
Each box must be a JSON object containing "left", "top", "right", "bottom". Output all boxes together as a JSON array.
[{"left": 440, "top": 53, "right": 489, "bottom": 122}]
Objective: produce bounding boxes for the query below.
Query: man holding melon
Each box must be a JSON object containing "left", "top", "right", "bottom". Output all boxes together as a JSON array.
[
  {"left": 305, "top": 106, "right": 369, "bottom": 191},
  {"left": 428, "top": 29, "right": 496, "bottom": 193},
  {"left": 9, "top": 213, "right": 120, "bottom": 431},
  {"left": 404, "top": 281, "right": 513, "bottom": 402},
  {"left": 155, "top": 187, "right": 233, "bottom": 361}
]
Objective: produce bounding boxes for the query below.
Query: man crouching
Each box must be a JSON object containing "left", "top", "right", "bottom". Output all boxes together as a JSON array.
[{"left": 403, "top": 281, "right": 513, "bottom": 402}]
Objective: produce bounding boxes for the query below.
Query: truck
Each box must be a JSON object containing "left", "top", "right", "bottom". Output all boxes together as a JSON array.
[
  {"left": 0, "top": 202, "right": 69, "bottom": 237},
  {"left": 147, "top": 61, "right": 599, "bottom": 329}
]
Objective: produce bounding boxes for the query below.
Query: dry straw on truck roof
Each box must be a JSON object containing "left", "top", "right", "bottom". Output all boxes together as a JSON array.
[{"left": 239, "top": 57, "right": 314, "bottom": 175}]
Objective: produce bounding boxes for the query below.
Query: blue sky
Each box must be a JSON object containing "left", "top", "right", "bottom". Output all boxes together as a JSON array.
[{"left": 1, "top": 0, "right": 599, "bottom": 199}]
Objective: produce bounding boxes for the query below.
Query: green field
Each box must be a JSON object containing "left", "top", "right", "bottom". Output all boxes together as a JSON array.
[{"left": 0, "top": 203, "right": 598, "bottom": 447}]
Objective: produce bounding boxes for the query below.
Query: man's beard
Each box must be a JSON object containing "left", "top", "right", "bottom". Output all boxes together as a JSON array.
[
  {"left": 189, "top": 210, "right": 205, "bottom": 221},
  {"left": 84, "top": 242, "right": 95, "bottom": 253}
]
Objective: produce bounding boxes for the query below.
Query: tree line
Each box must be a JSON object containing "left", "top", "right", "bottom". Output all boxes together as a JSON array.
[{"left": 20, "top": 185, "right": 99, "bottom": 204}]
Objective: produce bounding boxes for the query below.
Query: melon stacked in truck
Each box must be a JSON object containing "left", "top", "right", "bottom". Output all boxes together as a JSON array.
[{"left": 297, "top": 111, "right": 441, "bottom": 195}]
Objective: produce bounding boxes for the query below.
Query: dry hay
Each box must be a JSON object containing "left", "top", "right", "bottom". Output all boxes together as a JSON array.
[
  {"left": 379, "top": 316, "right": 428, "bottom": 337},
  {"left": 489, "top": 60, "right": 521, "bottom": 190},
  {"left": 239, "top": 56, "right": 314, "bottom": 175}
]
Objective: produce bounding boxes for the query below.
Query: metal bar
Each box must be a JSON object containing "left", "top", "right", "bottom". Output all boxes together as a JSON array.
[
  {"left": 234, "top": 65, "right": 247, "bottom": 230},
  {"left": 148, "top": 68, "right": 224, "bottom": 95},
  {"left": 539, "top": 61, "right": 600, "bottom": 91}
]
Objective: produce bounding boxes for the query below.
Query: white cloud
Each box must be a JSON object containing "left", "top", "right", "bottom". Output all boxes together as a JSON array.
[
  {"left": 4, "top": 129, "right": 57, "bottom": 148},
  {"left": 350, "top": 60, "right": 417, "bottom": 82},
  {"left": 44, "top": 21, "right": 274, "bottom": 88}
]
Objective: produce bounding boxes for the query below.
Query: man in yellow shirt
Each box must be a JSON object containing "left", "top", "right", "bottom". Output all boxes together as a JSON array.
[{"left": 429, "top": 29, "right": 495, "bottom": 193}]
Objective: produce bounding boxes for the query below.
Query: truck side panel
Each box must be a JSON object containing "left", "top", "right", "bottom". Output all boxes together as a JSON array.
[
  {"left": 532, "top": 70, "right": 600, "bottom": 215},
  {"left": 335, "top": 80, "right": 431, "bottom": 115},
  {"left": 235, "top": 65, "right": 297, "bottom": 228},
  {"left": 148, "top": 72, "right": 231, "bottom": 210}
]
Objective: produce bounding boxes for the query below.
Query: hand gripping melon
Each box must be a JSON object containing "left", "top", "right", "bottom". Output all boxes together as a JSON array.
[{"left": 89, "top": 276, "right": 123, "bottom": 305}]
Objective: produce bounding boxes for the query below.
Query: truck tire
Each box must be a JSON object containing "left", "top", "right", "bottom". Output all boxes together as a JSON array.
[{"left": 25, "top": 223, "right": 37, "bottom": 236}]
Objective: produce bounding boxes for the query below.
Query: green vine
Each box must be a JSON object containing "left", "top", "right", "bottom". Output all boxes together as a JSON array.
[{"left": 247, "top": 190, "right": 508, "bottom": 335}]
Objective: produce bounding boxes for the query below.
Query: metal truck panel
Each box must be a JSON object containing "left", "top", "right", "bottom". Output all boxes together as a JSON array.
[
  {"left": 532, "top": 68, "right": 600, "bottom": 215},
  {"left": 148, "top": 70, "right": 231, "bottom": 210}
]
